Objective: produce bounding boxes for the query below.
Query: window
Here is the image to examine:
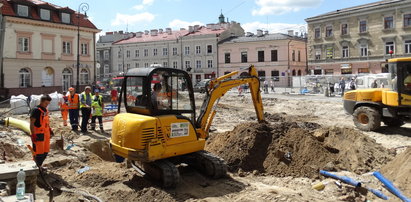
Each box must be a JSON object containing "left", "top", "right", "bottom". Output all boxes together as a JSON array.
[
  {"left": 173, "top": 47, "right": 177, "bottom": 55},
  {"left": 126, "top": 64, "right": 130, "bottom": 70},
  {"left": 326, "top": 47, "right": 333, "bottom": 59},
  {"left": 195, "top": 46, "right": 201, "bottom": 54},
  {"left": 17, "top": 5, "right": 28, "bottom": 17},
  {"left": 173, "top": 61, "right": 178, "bottom": 68},
  {"left": 80, "top": 68, "right": 89, "bottom": 85},
  {"left": 258, "top": 71, "right": 266, "bottom": 79},
  {"left": 207, "top": 60, "right": 213, "bottom": 68},
  {"left": 404, "top": 14, "right": 411, "bottom": 27},
  {"left": 104, "top": 50, "right": 109, "bottom": 60},
  {"left": 207, "top": 45, "right": 212, "bottom": 53},
  {"left": 405, "top": 40, "right": 411, "bottom": 54},
  {"left": 196, "top": 60, "right": 201, "bottom": 69},
  {"left": 163, "top": 48, "right": 168, "bottom": 56},
  {"left": 118, "top": 50, "right": 122, "bottom": 58},
  {"left": 104, "top": 65, "right": 109, "bottom": 75},
  {"left": 359, "top": 20, "right": 367, "bottom": 33},
  {"left": 135, "top": 63, "right": 139, "bottom": 68},
  {"left": 341, "top": 24, "right": 348, "bottom": 35},
  {"left": 144, "top": 49, "right": 148, "bottom": 57},
  {"left": 144, "top": 63, "right": 149, "bottom": 68},
  {"left": 42, "top": 67, "right": 54, "bottom": 86},
  {"left": 126, "top": 50, "right": 130, "bottom": 58},
  {"left": 271, "top": 50, "right": 278, "bottom": 61},
  {"left": 118, "top": 64, "right": 123, "bottom": 72},
  {"left": 185, "top": 61, "right": 190, "bottom": 69},
  {"left": 40, "top": 9, "right": 50, "bottom": 20},
  {"left": 153, "top": 48, "right": 158, "bottom": 56},
  {"left": 61, "top": 13, "right": 70, "bottom": 24},
  {"left": 271, "top": 70, "right": 279, "bottom": 81},
  {"left": 314, "top": 28, "right": 320, "bottom": 39},
  {"left": 135, "top": 50, "right": 139, "bottom": 57},
  {"left": 298, "top": 50, "right": 301, "bottom": 62},
  {"left": 384, "top": 16, "right": 394, "bottom": 29},
  {"left": 342, "top": 46, "right": 349, "bottom": 58},
  {"left": 163, "top": 62, "right": 168, "bottom": 67},
  {"left": 385, "top": 41, "right": 394, "bottom": 55},
  {"left": 360, "top": 44, "right": 368, "bottom": 57},
  {"left": 325, "top": 26, "right": 333, "bottom": 37},
  {"left": 19, "top": 68, "right": 31, "bottom": 87},
  {"left": 258, "top": 51, "right": 264, "bottom": 62},
  {"left": 18, "top": 37, "right": 29, "bottom": 52},
  {"left": 292, "top": 50, "right": 296, "bottom": 61},
  {"left": 81, "top": 43, "right": 88, "bottom": 55},
  {"left": 62, "top": 41, "right": 71, "bottom": 54},
  {"left": 224, "top": 53, "right": 231, "bottom": 63},
  {"left": 315, "top": 49, "right": 321, "bottom": 60},
  {"left": 184, "top": 46, "right": 190, "bottom": 55},
  {"left": 241, "top": 52, "right": 247, "bottom": 63}
]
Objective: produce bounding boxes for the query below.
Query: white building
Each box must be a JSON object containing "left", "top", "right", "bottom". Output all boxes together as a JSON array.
[{"left": 0, "top": 0, "right": 99, "bottom": 97}]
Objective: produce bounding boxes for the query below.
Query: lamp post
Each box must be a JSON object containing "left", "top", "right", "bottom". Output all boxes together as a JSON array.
[{"left": 76, "top": 3, "right": 89, "bottom": 93}]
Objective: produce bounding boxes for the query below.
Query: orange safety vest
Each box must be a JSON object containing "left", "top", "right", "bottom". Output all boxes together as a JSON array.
[
  {"left": 68, "top": 94, "right": 79, "bottom": 109},
  {"left": 32, "top": 107, "right": 51, "bottom": 155}
]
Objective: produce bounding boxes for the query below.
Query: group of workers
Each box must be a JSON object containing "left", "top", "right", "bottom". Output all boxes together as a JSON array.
[{"left": 29, "top": 86, "right": 106, "bottom": 167}]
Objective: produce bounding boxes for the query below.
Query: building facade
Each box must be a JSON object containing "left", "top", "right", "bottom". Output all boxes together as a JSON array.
[
  {"left": 111, "top": 18, "right": 244, "bottom": 84},
  {"left": 306, "top": 0, "right": 411, "bottom": 75},
  {"left": 218, "top": 31, "right": 307, "bottom": 87},
  {"left": 0, "top": 0, "right": 99, "bottom": 97},
  {"left": 95, "top": 31, "right": 134, "bottom": 82}
]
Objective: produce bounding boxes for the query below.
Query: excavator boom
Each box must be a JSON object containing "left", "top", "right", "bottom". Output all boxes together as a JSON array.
[{"left": 196, "top": 65, "right": 264, "bottom": 138}]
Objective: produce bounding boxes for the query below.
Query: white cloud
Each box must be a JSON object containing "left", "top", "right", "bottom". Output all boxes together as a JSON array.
[
  {"left": 111, "top": 12, "right": 155, "bottom": 26},
  {"left": 242, "top": 21, "right": 307, "bottom": 35},
  {"left": 168, "top": 19, "right": 204, "bottom": 30},
  {"left": 252, "top": 0, "right": 323, "bottom": 16},
  {"left": 133, "top": 0, "right": 155, "bottom": 10}
]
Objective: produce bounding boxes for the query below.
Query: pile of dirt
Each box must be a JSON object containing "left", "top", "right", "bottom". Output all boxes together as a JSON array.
[
  {"left": 0, "top": 141, "right": 31, "bottom": 162},
  {"left": 206, "top": 118, "right": 393, "bottom": 178},
  {"left": 380, "top": 147, "right": 411, "bottom": 194}
]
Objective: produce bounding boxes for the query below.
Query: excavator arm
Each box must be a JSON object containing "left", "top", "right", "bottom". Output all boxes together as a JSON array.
[{"left": 196, "top": 65, "right": 264, "bottom": 138}]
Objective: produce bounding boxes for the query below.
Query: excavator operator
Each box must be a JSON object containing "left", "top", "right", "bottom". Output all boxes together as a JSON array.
[{"left": 405, "top": 66, "right": 411, "bottom": 91}]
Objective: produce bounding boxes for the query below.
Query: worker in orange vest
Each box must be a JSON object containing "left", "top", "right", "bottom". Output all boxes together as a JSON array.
[
  {"left": 67, "top": 87, "right": 80, "bottom": 131},
  {"left": 30, "top": 95, "right": 54, "bottom": 167},
  {"left": 59, "top": 91, "right": 69, "bottom": 126}
]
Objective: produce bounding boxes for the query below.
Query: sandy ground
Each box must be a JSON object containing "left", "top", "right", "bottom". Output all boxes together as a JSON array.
[{"left": 0, "top": 91, "right": 410, "bottom": 202}]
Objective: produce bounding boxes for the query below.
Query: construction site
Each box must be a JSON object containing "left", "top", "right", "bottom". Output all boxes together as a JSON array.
[{"left": 0, "top": 89, "right": 410, "bottom": 201}]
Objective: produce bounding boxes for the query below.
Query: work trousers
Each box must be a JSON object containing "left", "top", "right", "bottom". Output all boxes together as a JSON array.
[
  {"left": 91, "top": 116, "right": 103, "bottom": 131},
  {"left": 81, "top": 108, "right": 91, "bottom": 132},
  {"left": 68, "top": 109, "right": 79, "bottom": 131},
  {"left": 32, "top": 133, "right": 50, "bottom": 167},
  {"left": 61, "top": 109, "right": 68, "bottom": 126}
]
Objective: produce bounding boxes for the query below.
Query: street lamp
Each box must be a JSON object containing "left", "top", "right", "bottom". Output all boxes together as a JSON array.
[{"left": 76, "top": 3, "right": 89, "bottom": 93}]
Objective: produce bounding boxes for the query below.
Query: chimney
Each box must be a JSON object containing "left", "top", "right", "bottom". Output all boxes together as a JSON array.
[
  {"left": 188, "top": 26, "right": 194, "bottom": 33},
  {"left": 194, "top": 25, "right": 200, "bottom": 32},
  {"left": 150, "top": 29, "right": 158, "bottom": 36},
  {"left": 257, "top": 29, "right": 263, "bottom": 37},
  {"left": 166, "top": 28, "right": 172, "bottom": 35},
  {"left": 288, "top": 30, "right": 294, "bottom": 36},
  {"left": 159, "top": 28, "right": 163, "bottom": 34},
  {"left": 144, "top": 30, "right": 149, "bottom": 35},
  {"left": 264, "top": 30, "right": 269, "bottom": 35},
  {"left": 136, "top": 32, "right": 143, "bottom": 38}
]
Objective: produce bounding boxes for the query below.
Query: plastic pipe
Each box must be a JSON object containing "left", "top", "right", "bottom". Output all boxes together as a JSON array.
[
  {"left": 320, "top": 170, "right": 361, "bottom": 187},
  {"left": 373, "top": 171, "right": 411, "bottom": 202},
  {"left": 3, "top": 117, "right": 31, "bottom": 135}
]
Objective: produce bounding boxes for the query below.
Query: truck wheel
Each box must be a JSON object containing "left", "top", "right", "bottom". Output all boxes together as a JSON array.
[
  {"left": 353, "top": 106, "right": 381, "bottom": 131},
  {"left": 383, "top": 118, "right": 404, "bottom": 127}
]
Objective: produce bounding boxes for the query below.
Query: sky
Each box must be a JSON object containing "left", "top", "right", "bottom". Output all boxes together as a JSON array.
[{"left": 46, "top": 0, "right": 378, "bottom": 37}]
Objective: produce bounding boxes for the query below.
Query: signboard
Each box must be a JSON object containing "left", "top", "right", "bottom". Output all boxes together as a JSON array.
[
  {"left": 170, "top": 122, "right": 189, "bottom": 138},
  {"left": 326, "top": 47, "right": 333, "bottom": 59},
  {"left": 341, "top": 64, "right": 352, "bottom": 69}
]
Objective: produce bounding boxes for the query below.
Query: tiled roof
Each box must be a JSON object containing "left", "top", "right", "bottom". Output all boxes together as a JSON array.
[
  {"left": 1, "top": 0, "right": 97, "bottom": 30},
  {"left": 220, "top": 33, "right": 300, "bottom": 44},
  {"left": 306, "top": 0, "right": 405, "bottom": 22}
]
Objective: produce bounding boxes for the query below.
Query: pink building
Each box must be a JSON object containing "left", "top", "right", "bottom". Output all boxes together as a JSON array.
[{"left": 218, "top": 32, "right": 307, "bottom": 86}]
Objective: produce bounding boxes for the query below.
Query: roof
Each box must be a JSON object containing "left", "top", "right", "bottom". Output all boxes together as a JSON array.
[
  {"left": 125, "top": 67, "right": 189, "bottom": 77},
  {"left": 1, "top": 0, "right": 98, "bottom": 30},
  {"left": 220, "top": 33, "right": 304, "bottom": 44},
  {"left": 306, "top": 0, "right": 405, "bottom": 22},
  {"left": 388, "top": 57, "right": 411, "bottom": 62}
]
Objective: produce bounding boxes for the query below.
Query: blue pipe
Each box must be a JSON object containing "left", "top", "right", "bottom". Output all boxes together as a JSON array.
[{"left": 373, "top": 171, "right": 411, "bottom": 202}]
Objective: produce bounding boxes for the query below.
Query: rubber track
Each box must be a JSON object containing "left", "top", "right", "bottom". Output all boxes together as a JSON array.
[
  {"left": 153, "top": 160, "right": 180, "bottom": 188},
  {"left": 193, "top": 150, "right": 227, "bottom": 179}
]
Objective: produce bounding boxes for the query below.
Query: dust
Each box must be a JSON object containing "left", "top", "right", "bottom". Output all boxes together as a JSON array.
[
  {"left": 206, "top": 114, "right": 393, "bottom": 178},
  {"left": 380, "top": 147, "right": 411, "bottom": 194}
]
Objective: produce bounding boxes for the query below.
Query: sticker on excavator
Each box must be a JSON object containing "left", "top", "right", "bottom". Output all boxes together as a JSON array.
[{"left": 170, "top": 122, "right": 189, "bottom": 138}]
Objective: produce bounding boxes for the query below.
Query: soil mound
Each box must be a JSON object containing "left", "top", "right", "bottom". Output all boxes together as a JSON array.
[
  {"left": 206, "top": 120, "right": 393, "bottom": 178},
  {"left": 0, "top": 141, "right": 31, "bottom": 162},
  {"left": 380, "top": 147, "right": 411, "bottom": 194}
]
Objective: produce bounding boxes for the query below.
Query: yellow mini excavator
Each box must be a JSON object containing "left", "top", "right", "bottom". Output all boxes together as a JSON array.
[
  {"left": 110, "top": 65, "right": 264, "bottom": 187},
  {"left": 344, "top": 57, "right": 411, "bottom": 131}
]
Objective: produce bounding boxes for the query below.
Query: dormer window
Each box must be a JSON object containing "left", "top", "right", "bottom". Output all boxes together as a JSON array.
[
  {"left": 40, "top": 9, "right": 50, "bottom": 21},
  {"left": 61, "top": 12, "right": 70, "bottom": 24},
  {"left": 17, "top": 5, "right": 29, "bottom": 17}
]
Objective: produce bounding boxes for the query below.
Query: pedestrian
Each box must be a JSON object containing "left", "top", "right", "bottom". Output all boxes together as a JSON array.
[
  {"left": 111, "top": 88, "right": 118, "bottom": 105},
  {"left": 238, "top": 85, "right": 243, "bottom": 95},
  {"left": 30, "top": 95, "right": 54, "bottom": 167},
  {"left": 91, "top": 89, "right": 104, "bottom": 132},
  {"left": 80, "top": 86, "right": 92, "bottom": 133},
  {"left": 59, "top": 91, "right": 69, "bottom": 126},
  {"left": 270, "top": 80, "right": 275, "bottom": 92},
  {"left": 350, "top": 78, "right": 356, "bottom": 90},
  {"left": 67, "top": 87, "right": 80, "bottom": 131},
  {"left": 339, "top": 77, "right": 346, "bottom": 96},
  {"left": 371, "top": 80, "right": 378, "bottom": 88},
  {"left": 263, "top": 80, "right": 269, "bottom": 94}
]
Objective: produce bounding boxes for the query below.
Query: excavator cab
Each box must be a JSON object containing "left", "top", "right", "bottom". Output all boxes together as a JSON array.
[{"left": 387, "top": 59, "right": 411, "bottom": 105}]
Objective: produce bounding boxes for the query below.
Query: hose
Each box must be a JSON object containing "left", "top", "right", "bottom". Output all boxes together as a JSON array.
[
  {"left": 2, "top": 117, "right": 31, "bottom": 135},
  {"left": 373, "top": 171, "right": 411, "bottom": 202},
  {"left": 60, "top": 187, "right": 103, "bottom": 202}
]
